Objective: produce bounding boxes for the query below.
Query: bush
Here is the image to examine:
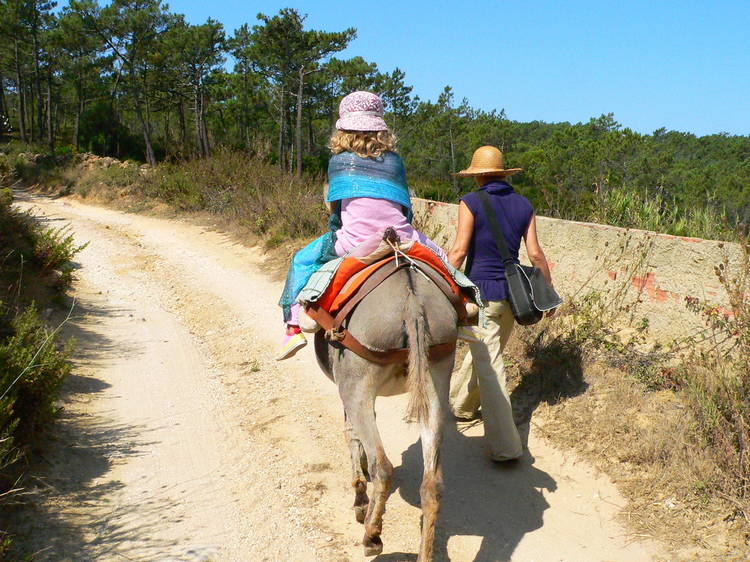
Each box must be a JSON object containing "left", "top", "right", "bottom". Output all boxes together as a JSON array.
[
  {"left": 678, "top": 242, "right": 750, "bottom": 511},
  {"left": 0, "top": 188, "right": 11, "bottom": 208},
  {"left": 0, "top": 304, "right": 72, "bottom": 441},
  {"left": 75, "top": 162, "right": 141, "bottom": 199},
  {"left": 0, "top": 199, "right": 80, "bottom": 501},
  {"left": 588, "top": 186, "right": 734, "bottom": 241},
  {"left": 141, "top": 148, "right": 327, "bottom": 242}
]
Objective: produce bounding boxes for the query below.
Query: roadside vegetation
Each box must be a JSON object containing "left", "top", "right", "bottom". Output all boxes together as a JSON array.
[
  {"left": 504, "top": 234, "right": 750, "bottom": 558},
  {"left": 0, "top": 184, "right": 83, "bottom": 554},
  {"left": 0, "top": 139, "right": 738, "bottom": 244}
]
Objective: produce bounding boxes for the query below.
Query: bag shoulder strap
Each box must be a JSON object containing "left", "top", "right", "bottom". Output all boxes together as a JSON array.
[{"left": 477, "top": 190, "right": 515, "bottom": 266}]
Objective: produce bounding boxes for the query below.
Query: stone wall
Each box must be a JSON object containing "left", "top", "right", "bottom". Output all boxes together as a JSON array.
[{"left": 412, "top": 197, "right": 743, "bottom": 342}]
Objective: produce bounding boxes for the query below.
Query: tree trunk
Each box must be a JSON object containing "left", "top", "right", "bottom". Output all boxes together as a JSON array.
[
  {"left": 14, "top": 40, "right": 27, "bottom": 142},
  {"left": 137, "top": 108, "right": 156, "bottom": 165},
  {"left": 163, "top": 111, "right": 170, "bottom": 157},
  {"left": 29, "top": 82, "right": 36, "bottom": 142},
  {"left": 32, "top": 31, "right": 43, "bottom": 142},
  {"left": 194, "top": 84, "right": 203, "bottom": 157},
  {"left": 73, "top": 79, "right": 83, "bottom": 151},
  {"left": 194, "top": 78, "right": 210, "bottom": 159},
  {"left": 46, "top": 69, "right": 53, "bottom": 150},
  {"left": 241, "top": 69, "right": 249, "bottom": 147},
  {"left": 177, "top": 100, "right": 187, "bottom": 156},
  {"left": 200, "top": 88, "right": 211, "bottom": 157},
  {"left": 134, "top": 93, "right": 156, "bottom": 166},
  {"left": 132, "top": 67, "right": 156, "bottom": 166},
  {"left": 295, "top": 67, "right": 304, "bottom": 177},
  {"left": 277, "top": 85, "right": 285, "bottom": 169},
  {"left": 449, "top": 124, "right": 458, "bottom": 195},
  {"left": 0, "top": 70, "right": 7, "bottom": 118}
]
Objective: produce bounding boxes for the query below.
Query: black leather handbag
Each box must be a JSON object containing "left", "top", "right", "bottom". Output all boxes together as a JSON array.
[{"left": 468, "top": 190, "right": 562, "bottom": 326}]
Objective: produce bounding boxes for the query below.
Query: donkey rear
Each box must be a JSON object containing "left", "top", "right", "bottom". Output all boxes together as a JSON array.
[{"left": 315, "top": 266, "right": 458, "bottom": 560}]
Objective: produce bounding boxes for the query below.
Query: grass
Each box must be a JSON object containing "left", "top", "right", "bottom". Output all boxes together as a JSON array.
[
  {"left": 416, "top": 177, "right": 737, "bottom": 242},
  {"left": 587, "top": 186, "right": 735, "bottom": 241}
]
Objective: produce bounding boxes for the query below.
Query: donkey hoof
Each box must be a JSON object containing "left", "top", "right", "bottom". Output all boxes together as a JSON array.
[
  {"left": 354, "top": 505, "right": 367, "bottom": 524},
  {"left": 363, "top": 535, "right": 383, "bottom": 556}
]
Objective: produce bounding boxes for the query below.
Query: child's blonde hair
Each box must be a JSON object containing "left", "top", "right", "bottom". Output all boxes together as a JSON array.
[{"left": 329, "top": 130, "right": 397, "bottom": 159}]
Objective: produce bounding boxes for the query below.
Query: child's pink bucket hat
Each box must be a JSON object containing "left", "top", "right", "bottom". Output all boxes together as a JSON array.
[{"left": 335, "top": 91, "right": 388, "bottom": 132}]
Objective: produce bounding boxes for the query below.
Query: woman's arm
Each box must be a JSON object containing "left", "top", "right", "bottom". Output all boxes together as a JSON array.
[
  {"left": 523, "top": 214, "right": 556, "bottom": 316},
  {"left": 523, "top": 214, "right": 552, "bottom": 285},
  {"left": 447, "top": 201, "right": 474, "bottom": 269}
]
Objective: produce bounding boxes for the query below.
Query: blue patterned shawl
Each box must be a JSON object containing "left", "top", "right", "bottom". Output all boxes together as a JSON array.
[{"left": 327, "top": 151, "right": 412, "bottom": 217}]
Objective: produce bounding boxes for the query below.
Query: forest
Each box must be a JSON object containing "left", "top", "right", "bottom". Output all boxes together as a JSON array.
[{"left": 1, "top": 1, "right": 749, "bottom": 234}]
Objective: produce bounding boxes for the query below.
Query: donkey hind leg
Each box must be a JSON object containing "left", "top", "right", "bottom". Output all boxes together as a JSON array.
[
  {"left": 417, "top": 357, "right": 452, "bottom": 562},
  {"left": 342, "top": 387, "right": 393, "bottom": 556},
  {"left": 344, "top": 413, "right": 369, "bottom": 524}
]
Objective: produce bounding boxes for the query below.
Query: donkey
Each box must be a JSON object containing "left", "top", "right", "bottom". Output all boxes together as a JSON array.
[{"left": 314, "top": 265, "right": 458, "bottom": 561}]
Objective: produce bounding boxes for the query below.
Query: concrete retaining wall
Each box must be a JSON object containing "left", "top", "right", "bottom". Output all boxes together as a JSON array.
[{"left": 412, "top": 197, "right": 743, "bottom": 342}]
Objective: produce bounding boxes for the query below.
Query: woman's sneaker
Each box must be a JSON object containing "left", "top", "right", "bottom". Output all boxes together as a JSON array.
[{"left": 276, "top": 332, "right": 307, "bottom": 360}]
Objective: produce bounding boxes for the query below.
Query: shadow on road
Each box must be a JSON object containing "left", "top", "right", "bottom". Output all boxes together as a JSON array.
[
  {"left": 0, "top": 294, "right": 180, "bottom": 561},
  {"left": 376, "top": 335, "right": 587, "bottom": 562},
  {"left": 388, "top": 427, "right": 556, "bottom": 562}
]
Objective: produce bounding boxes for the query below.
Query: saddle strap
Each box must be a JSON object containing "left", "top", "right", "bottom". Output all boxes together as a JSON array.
[
  {"left": 332, "top": 257, "right": 467, "bottom": 331},
  {"left": 305, "top": 304, "right": 456, "bottom": 365}
]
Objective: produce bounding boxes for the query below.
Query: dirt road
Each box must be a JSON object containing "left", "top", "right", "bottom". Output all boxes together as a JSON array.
[{"left": 13, "top": 192, "right": 664, "bottom": 561}]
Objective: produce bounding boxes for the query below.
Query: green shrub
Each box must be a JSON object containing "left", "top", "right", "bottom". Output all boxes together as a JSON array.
[
  {"left": 0, "top": 304, "right": 72, "bottom": 439},
  {"left": 0, "top": 158, "right": 11, "bottom": 188},
  {"left": 75, "top": 162, "right": 141, "bottom": 199},
  {"left": 140, "top": 148, "right": 327, "bottom": 240},
  {"left": 0, "top": 188, "right": 11, "bottom": 208},
  {"left": 0, "top": 201, "right": 80, "bottom": 495},
  {"left": 584, "top": 186, "right": 734, "bottom": 241},
  {"left": 30, "top": 224, "right": 87, "bottom": 288}
]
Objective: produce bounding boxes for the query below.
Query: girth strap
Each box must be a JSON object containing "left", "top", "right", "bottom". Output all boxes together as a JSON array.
[{"left": 305, "top": 303, "right": 456, "bottom": 365}]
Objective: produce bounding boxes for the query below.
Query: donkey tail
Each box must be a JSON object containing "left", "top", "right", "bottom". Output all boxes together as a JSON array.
[{"left": 404, "top": 276, "right": 431, "bottom": 424}]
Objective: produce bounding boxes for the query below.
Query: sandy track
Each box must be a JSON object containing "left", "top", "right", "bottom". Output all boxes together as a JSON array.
[{"left": 12, "top": 192, "right": 663, "bottom": 561}]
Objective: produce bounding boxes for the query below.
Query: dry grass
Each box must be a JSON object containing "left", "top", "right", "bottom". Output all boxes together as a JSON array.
[{"left": 502, "top": 240, "right": 750, "bottom": 559}]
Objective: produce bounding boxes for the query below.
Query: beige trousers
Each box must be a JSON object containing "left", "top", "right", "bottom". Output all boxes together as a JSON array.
[{"left": 450, "top": 300, "right": 523, "bottom": 460}]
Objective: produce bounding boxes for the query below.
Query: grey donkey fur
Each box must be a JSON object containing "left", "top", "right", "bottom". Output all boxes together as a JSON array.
[{"left": 314, "top": 267, "right": 458, "bottom": 561}]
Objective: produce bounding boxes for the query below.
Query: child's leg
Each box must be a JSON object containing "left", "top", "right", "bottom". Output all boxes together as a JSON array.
[{"left": 289, "top": 303, "right": 301, "bottom": 328}]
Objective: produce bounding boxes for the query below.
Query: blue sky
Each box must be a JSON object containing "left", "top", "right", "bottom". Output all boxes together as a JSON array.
[{"left": 168, "top": 0, "right": 750, "bottom": 136}]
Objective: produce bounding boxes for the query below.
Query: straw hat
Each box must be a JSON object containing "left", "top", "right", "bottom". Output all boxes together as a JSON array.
[{"left": 454, "top": 146, "right": 522, "bottom": 177}]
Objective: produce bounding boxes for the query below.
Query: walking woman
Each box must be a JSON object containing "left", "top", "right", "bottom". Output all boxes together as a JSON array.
[{"left": 447, "top": 146, "right": 555, "bottom": 462}]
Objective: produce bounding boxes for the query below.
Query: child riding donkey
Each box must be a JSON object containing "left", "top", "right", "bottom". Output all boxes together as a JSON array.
[{"left": 277, "top": 91, "right": 461, "bottom": 360}]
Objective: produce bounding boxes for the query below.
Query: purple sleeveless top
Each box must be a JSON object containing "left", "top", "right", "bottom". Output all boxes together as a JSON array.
[{"left": 461, "top": 181, "right": 534, "bottom": 302}]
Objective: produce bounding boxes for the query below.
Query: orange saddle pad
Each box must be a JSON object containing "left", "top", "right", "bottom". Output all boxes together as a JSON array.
[{"left": 315, "top": 242, "right": 464, "bottom": 316}]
